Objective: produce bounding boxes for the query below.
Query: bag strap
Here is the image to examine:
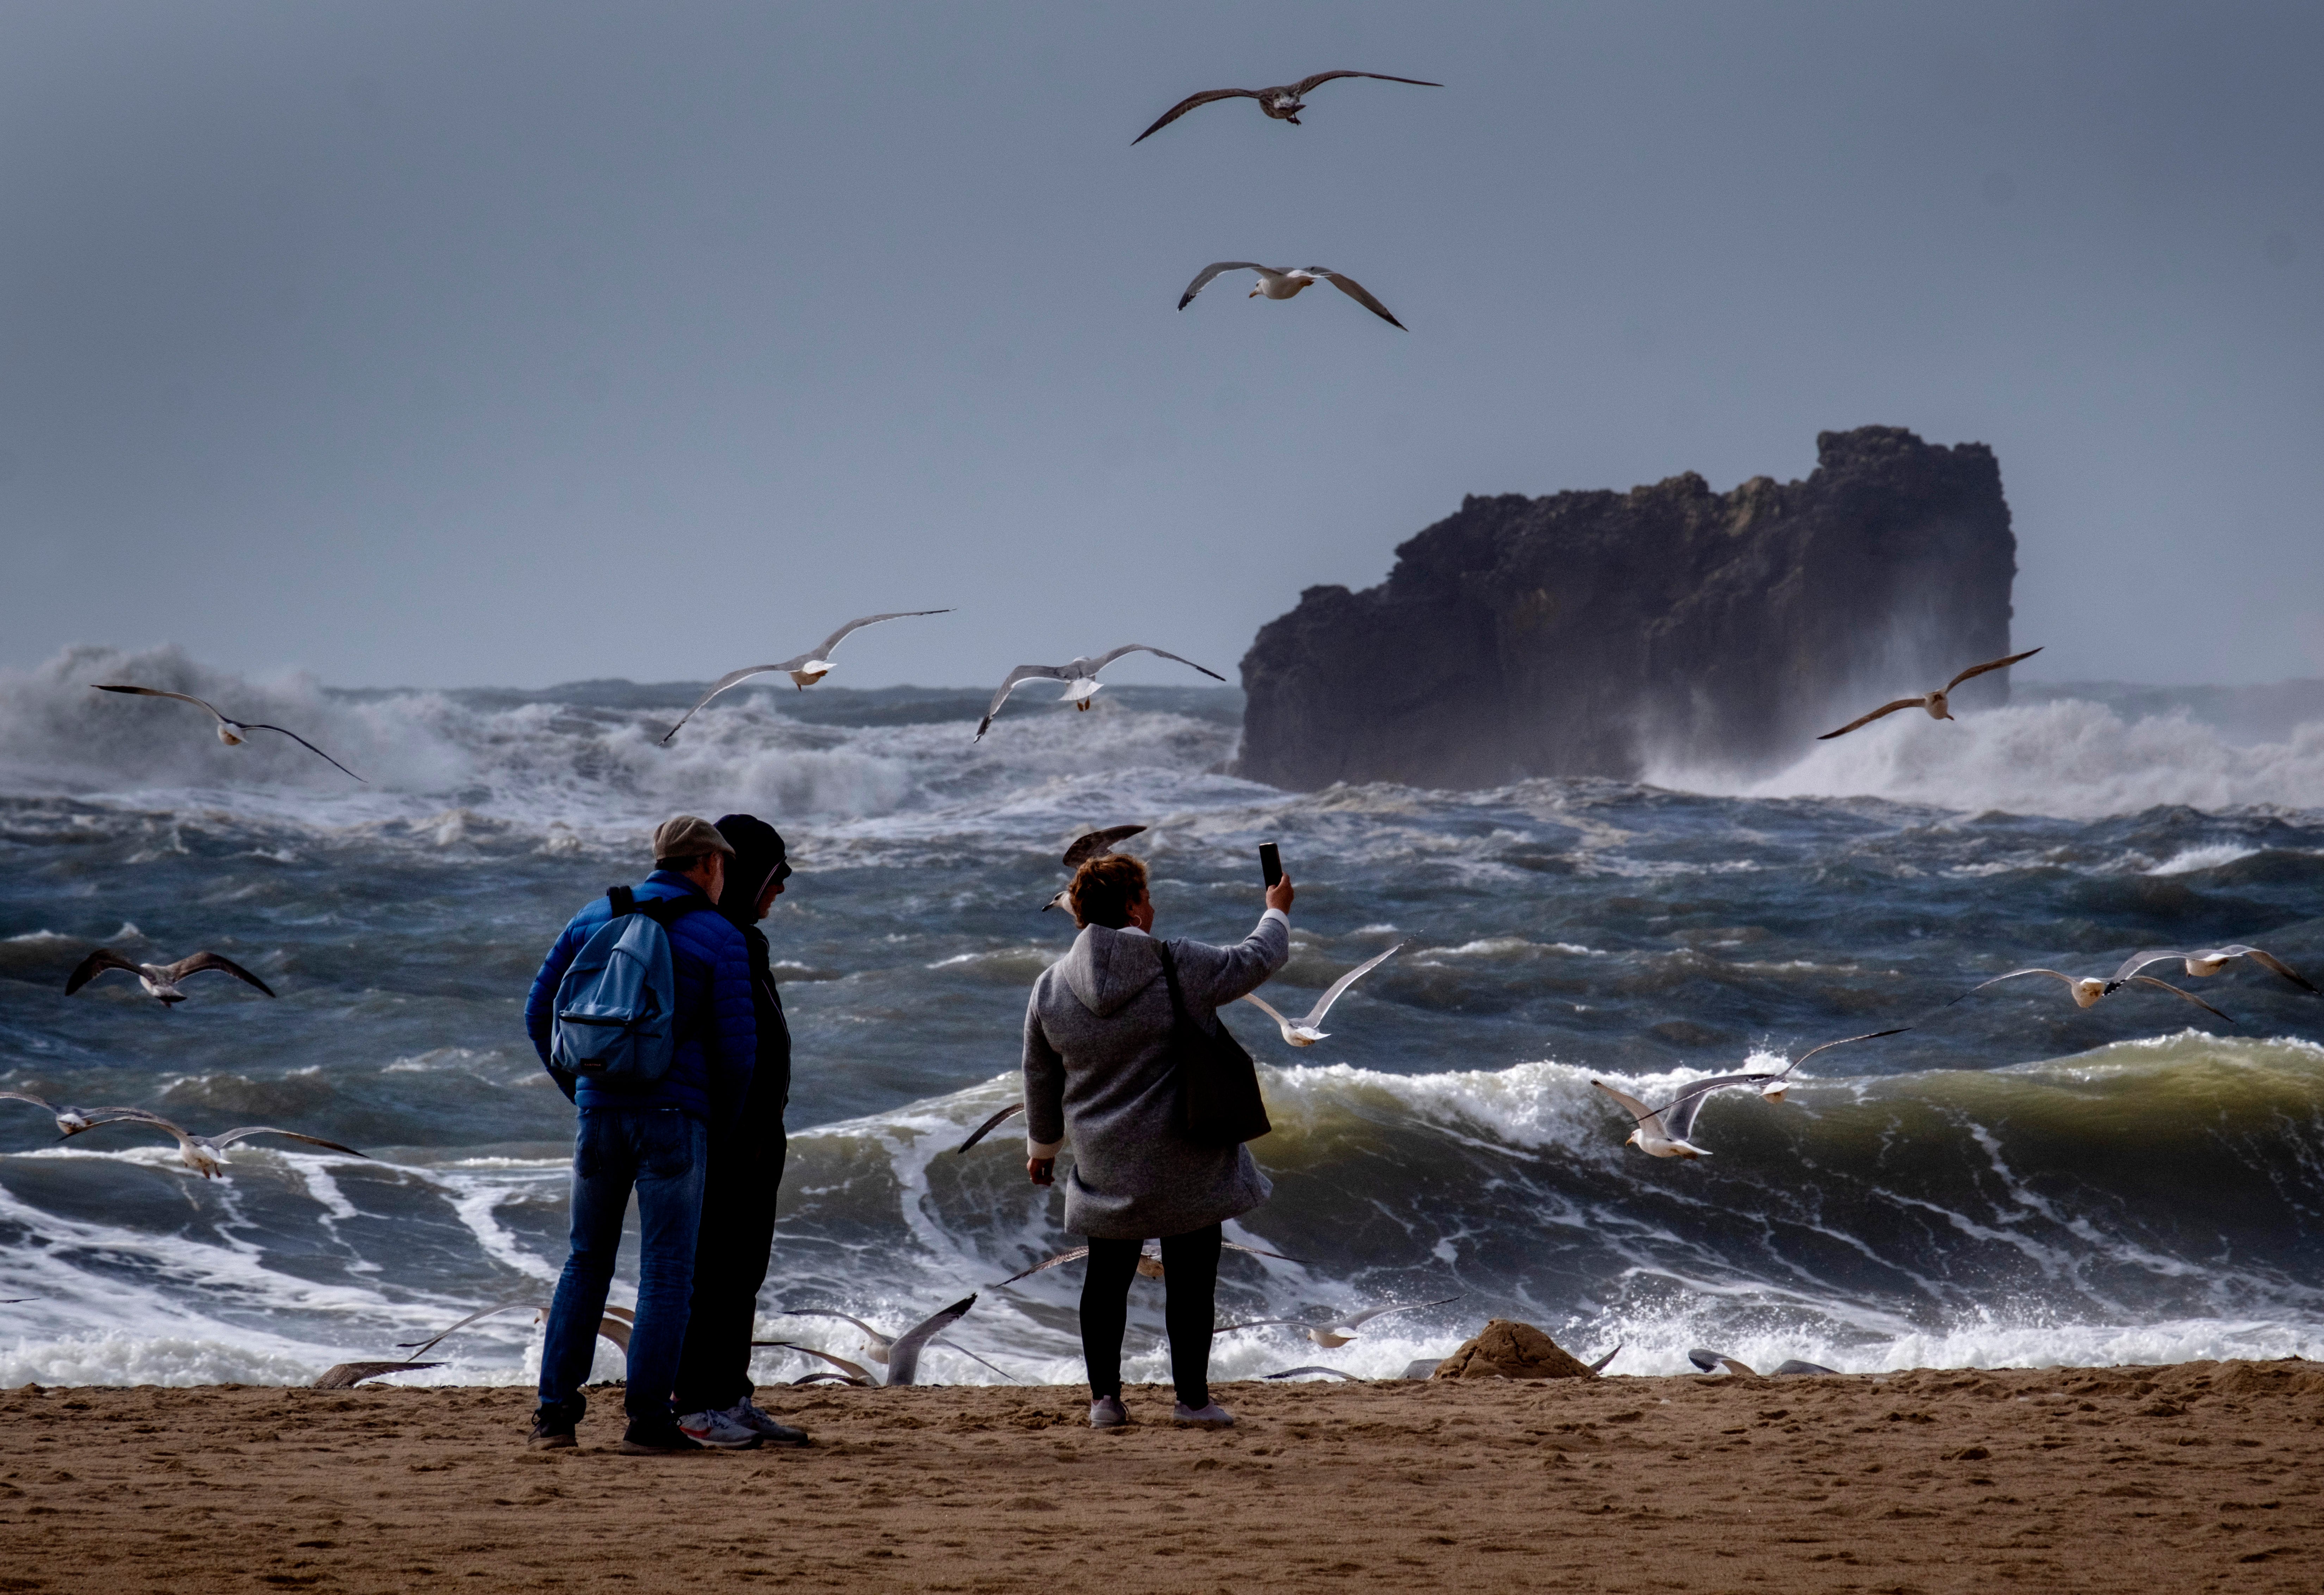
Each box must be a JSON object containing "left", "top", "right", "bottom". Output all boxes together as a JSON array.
[
  {"left": 1154, "top": 940, "right": 1194, "bottom": 1029},
  {"left": 605, "top": 885, "right": 715, "bottom": 930},
  {"left": 606, "top": 885, "right": 635, "bottom": 916}
]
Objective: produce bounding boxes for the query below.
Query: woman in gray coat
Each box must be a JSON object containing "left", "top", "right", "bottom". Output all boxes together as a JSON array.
[{"left": 1023, "top": 852, "right": 1293, "bottom": 1429}]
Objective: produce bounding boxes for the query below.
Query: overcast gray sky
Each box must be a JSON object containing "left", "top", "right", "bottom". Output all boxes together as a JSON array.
[{"left": 2, "top": 1, "right": 2318, "bottom": 691}]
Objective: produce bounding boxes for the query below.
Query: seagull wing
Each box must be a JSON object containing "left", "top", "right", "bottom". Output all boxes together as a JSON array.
[
  {"left": 2128, "top": 975, "right": 2238, "bottom": 1026},
  {"left": 64, "top": 948, "right": 143, "bottom": 995},
  {"left": 1212, "top": 1318, "right": 1309, "bottom": 1335},
  {"left": 1590, "top": 1079, "right": 1664, "bottom": 1137},
  {"left": 954, "top": 1101, "right": 1026, "bottom": 1155},
  {"left": 1333, "top": 1295, "right": 1459, "bottom": 1331},
  {"left": 996, "top": 1246, "right": 1091, "bottom": 1286},
  {"left": 1088, "top": 643, "right": 1226, "bottom": 682},
  {"left": 1946, "top": 968, "right": 2076, "bottom": 1006},
  {"left": 1222, "top": 1242, "right": 1308, "bottom": 1264},
  {"left": 1306, "top": 269, "right": 1406, "bottom": 329},
  {"left": 59, "top": 1109, "right": 194, "bottom": 1152},
  {"left": 661, "top": 664, "right": 792, "bottom": 743},
  {"left": 2109, "top": 948, "right": 2189, "bottom": 985},
  {"left": 1263, "top": 1366, "right": 1356, "bottom": 1380},
  {"left": 210, "top": 1127, "right": 369, "bottom": 1158},
  {"left": 1133, "top": 87, "right": 1260, "bottom": 144},
  {"left": 1944, "top": 646, "right": 2044, "bottom": 693},
  {"left": 929, "top": 1338, "right": 1022, "bottom": 1383},
  {"left": 240, "top": 724, "right": 366, "bottom": 782},
  {"left": 1178, "top": 262, "right": 1274, "bottom": 310},
  {"left": 92, "top": 684, "right": 230, "bottom": 724},
  {"left": 2233, "top": 947, "right": 2320, "bottom": 995},
  {"left": 1287, "top": 69, "right": 1445, "bottom": 95},
  {"left": 166, "top": 952, "right": 277, "bottom": 998},
  {"left": 1656, "top": 1074, "right": 1776, "bottom": 1143},
  {"left": 313, "top": 1360, "right": 443, "bottom": 1389},
  {"left": 0, "top": 1090, "right": 57, "bottom": 1113},
  {"left": 1775, "top": 1027, "right": 1910, "bottom": 1082},
  {"left": 975, "top": 665, "right": 1074, "bottom": 740},
  {"left": 806, "top": 609, "right": 954, "bottom": 663},
  {"left": 883, "top": 1294, "right": 976, "bottom": 1386},
  {"left": 1238, "top": 991, "right": 1294, "bottom": 1033},
  {"left": 772, "top": 1308, "right": 889, "bottom": 1348},
  {"left": 396, "top": 1299, "right": 547, "bottom": 1358},
  {"left": 1062, "top": 824, "right": 1147, "bottom": 868},
  {"left": 751, "top": 1341, "right": 875, "bottom": 1384},
  {"left": 1816, "top": 698, "right": 1926, "bottom": 740},
  {"left": 1304, "top": 942, "right": 1404, "bottom": 1026},
  {"left": 1587, "top": 1343, "right": 1622, "bottom": 1375}
]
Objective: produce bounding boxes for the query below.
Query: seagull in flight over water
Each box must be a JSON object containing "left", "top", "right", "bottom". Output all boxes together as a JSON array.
[
  {"left": 753, "top": 1294, "right": 982, "bottom": 1387},
  {"left": 91, "top": 684, "right": 364, "bottom": 780},
  {"left": 1591, "top": 1073, "right": 1775, "bottom": 1159},
  {"left": 0, "top": 1089, "right": 147, "bottom": 1135},
  {"left": 1815, "top": 647, "right": 2043, "bottom": 740},
  {"left": 2108, "top": 944, "right": 2317, "bottom": 995},
  {"left": 1132, "top": 70, "right": 1442, "bottom": 144},
  {"left": 661, "top": 610, "right": 953, "bottom": 742},
  {"left": 1178, "top": 263, "right": 1406, "bottom": 329},
  {"left": 975, "top": 647, "right": 1223, "bottom": 740},
  {"left": 62, "top": 1109, "right": 366, "bottom": 1179},
  {"left": 1750, "top": 1028, "right": 1909, "bottom": 1102},
  {"left": 1949, "top": 967, "right": 2238, "bottom": 1025},
  {"left": 1042, "top": 825, "right": 1148, "bottom": 912},
  {"left": 66, "top": 948, "right": 275, "bottom": 1008},
  {"left": 1239, "top": 943, "right": 1404, "bottom": 1046},
  {"left": 1214, "top": 1296, "right": 1460, "bottom": 1349}
]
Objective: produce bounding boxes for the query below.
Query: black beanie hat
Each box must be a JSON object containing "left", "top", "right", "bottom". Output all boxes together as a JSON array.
[{"left": 713, "top": 813, "right": 789, "bottom": 918}]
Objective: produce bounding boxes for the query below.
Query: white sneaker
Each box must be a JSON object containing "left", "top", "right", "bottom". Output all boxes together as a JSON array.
[
  {"left": 725, "top": 1399, "right": 810, "bottom": 1446},
  {"left": 1173, "top": 1401, "right": 1235, "bottom": 1427},
  {"left": 676, "top": 1407, "right": 762, "bottom": 1449}
]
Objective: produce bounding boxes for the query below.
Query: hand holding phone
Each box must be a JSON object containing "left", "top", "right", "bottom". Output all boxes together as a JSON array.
[{"left": 1259, "top": 841, "right": 1282, "bottom": 887}]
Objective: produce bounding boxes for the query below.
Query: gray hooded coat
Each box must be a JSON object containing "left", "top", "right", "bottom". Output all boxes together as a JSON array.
[{"left": 1023, "top": 912, "right": 1289, "bottom": 1240}]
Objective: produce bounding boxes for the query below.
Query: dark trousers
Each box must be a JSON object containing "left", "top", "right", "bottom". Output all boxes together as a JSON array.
[
  {"left": 1080, "top": 1223, "right": 1222, "bottom": 1408},
  {"left": 671, "top": 1111, "right": 787, "bottom": 1414}
]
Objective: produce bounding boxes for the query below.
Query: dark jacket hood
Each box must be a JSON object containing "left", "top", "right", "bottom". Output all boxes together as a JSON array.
[{"left": 714, "top": 813, "right": 788, "bottom": 923}]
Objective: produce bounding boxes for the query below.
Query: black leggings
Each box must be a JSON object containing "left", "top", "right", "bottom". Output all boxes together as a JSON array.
[{"left": 1080, "top": 1223, "right": 1221, "bottom": 1408}]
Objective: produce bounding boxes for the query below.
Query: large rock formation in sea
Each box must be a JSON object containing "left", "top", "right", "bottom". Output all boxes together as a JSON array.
[{"left": 1234, "top": 426, "right": 2020, "bottom": 790}]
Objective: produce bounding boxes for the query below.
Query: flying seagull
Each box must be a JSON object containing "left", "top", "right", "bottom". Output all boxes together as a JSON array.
[
  {"left": 1177, "top": 263, "right": 1405, "bottom": 329},
  {"left": 2109, "top": 944, "right": 2318, "bottom": 995},
  {"left": 0, "top": 1089, "right": 147, "bottom": 1136},
  {"left": 63, "top": 1109, "right": 366, "bottom": 1179},
  {"left": 766, "top": 1305, "right": 1018, "bottom": 1383},
  {"left": 975, "top": 647, "right": 1223, "bottom": 740},
  {"left": 955, "top": 1101, "right": 1025, "bottom": 1154},
  {"left": 312, "top": 1360, "right": 444, "bottom": 1390},
  {"left": 398, "top": 1300, "right": 635, "bottom": 1360},
  {"left": 1262, "top": 1365, "right": 1358, "bottom": 1381},
  {"left": 65, "top": 948, "right": 275, "bottom": 1007},
  {"left": 994, "top": 1239, "right": 1304, "bottom": 1287},
  {"left": 1751, "top": 1027, "right": 1910, "bottom": 1102},
  {"left": 1132, "top": 70, "right": 1442, "bottom": 144},
  {"left": 1214, "top": 1296, "right": 1460, "bottom": 1349},
  {"left": 1815, "top": 647, "right": 2044, "bottom": 740},
  {"left": 659, "top": 610, "right": 954, "bottom": 743},
  {"left": 1042, "top": 825, "right": 1148, "bottom": 911},
  {"left": 756, "top": 1295, "right": 979, "bottom": 1387},
  {"left": 91, "top": 684, "right": 364, "bottom": 780},
  {"left": 1590, "top": 1072, "right": 1777, "bottom": 1158},
  {"left": 1239, "top": 943, "right": 1404, "bottom": 1046},
  {"left": 1948, "top": 968, "right": 2237, "bottom": 1025}
]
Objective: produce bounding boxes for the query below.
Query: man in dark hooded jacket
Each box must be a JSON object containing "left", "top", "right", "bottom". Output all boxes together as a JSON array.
[{"left": 671, "top": 812, "right": 807, "bottom": 1445}]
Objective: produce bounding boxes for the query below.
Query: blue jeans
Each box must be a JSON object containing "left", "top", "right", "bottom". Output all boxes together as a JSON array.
[{"left": 537, "top": 1106, "right": 708, "bottom": 1424}]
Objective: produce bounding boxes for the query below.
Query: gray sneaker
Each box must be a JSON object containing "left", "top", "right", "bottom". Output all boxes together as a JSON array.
[
  {"left": 676, "top": 1407, "right": 762, "bottom": 1449},
  {"left": 1088, "top": 1394, "right": 1130, "bottom": 1429},
  {"left": 725, "top": 1399, "right": 810, "bottom": 1446},
  {"left": 1173, "top": 1401, "right": 1235, "bottom": 1428}
]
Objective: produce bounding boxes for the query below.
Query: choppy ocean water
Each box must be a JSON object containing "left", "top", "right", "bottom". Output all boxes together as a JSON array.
[{"left": 3, "top": 641, "right": 2322, "bottom": 1389}]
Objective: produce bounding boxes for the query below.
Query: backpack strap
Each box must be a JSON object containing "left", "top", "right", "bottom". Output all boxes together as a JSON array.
[{"left": 606, "top": 885, "right": 636, "bottom": 916}]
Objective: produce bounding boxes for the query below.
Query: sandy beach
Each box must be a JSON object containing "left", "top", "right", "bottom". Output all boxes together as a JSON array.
[{"left": 4, "top": 1358, "right": 2319, "bottom": 1592}]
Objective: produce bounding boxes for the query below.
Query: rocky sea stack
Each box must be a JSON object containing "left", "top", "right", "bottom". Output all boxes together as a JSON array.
[{"left": 1234, "top": 426, "right": 2019, "bottom": 790}]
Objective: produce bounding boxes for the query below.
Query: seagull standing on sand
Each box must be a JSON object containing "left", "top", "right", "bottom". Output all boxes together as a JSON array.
[
  {"left": 62, "top": 1110, "right": 366, "bottom": 1179},
  {"left": 1177, "top": 263, "right": 1406, "bottom": 329},
  {"left": 2109, "top": 945, "right": 2318, "bottom": 995},
  {"left": 90, "top": 684, "right": 365, "bottom": 780},
  {"left": 1214, "top": 1296, "right": 1460, "bottom": 1349},
  {"left": 1132, "top": 70, "right": 1442, "bottom": 143},
  {"left": 1239, "top": 943, "right": 1404, "bottom": 1046},
  {"left": 1815, "top": 647, "right": 2044, "bottom": 740},
  {"left": 1042, "top": 825, "right": 1148, "bottom": 912},
  {"left": 1948, "top": 967, "right": 2238, "bottom": 1025},
  {"left": 65, "top": 948, "right": 275, "bottom": 1008},
  {"left": 660, "top": 610, "right": 953, "bottom": 742},
  {"left": 1750, "top": 1027, "right": 1910, "bottom": 1102},
  {"left": 975, "top": 647, "right": 1224, "bottom": 740},
  {"left": 1591, "top": 1073, "right": 1776, "bottom": 1158}
]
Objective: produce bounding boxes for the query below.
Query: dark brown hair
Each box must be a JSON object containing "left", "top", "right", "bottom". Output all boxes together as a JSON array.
[{"left": 1069, "top": 853, "right": 1148, "bottom": 929}]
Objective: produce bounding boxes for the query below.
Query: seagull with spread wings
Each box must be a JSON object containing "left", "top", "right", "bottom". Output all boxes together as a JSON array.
[
  {"left": 397, "top": 1300, "right": 636, "bottom": 1360},
  {"left": 1816, "top": 647, "right": 2044, "bottom": 740},
  {"left": 62, "top": 1109, "right": 366, "bottom": 1179},
  {"left": 91, "top": 683, "right": 365, "bottom": 780},
  {"left": 1042, "top": 824, "right": 1148, "bottom": 911},
  {"left": 0, "top": 1089, "right": 147, "bottom": 1135},
  {"left": 2108, "top": 944, "right": 2318, "bottom": 996},
  {"left": 1177, "top": 263, "right": 1405, "bottom": 329},
  {"left": 1949, "top": 966, "right": 2238, "bottom": 1025},
  {"left": 1749, "top": 1027, "right": 1909, "bottom": 1102},
  {"left": 754, "top": 1294, "right": 980, "bottom": 1387},
  {"left": 1214, "top": 1296, "right": 1460, "bottom": 1350},
  {"left": 661, "top": 610, "right": 953, "bottom": 742},
  {"left": 974, "top": 647, "right": 1223, "bottom": 740},
  {"left": 1132, "top": 69, "right": 1441, "bottom": 143},
  {"left": 1591, "top": 1072, "right": 1777, "bottom": 1159},
  {"left": 1239, "top": 942, "right": 1403, "bottom": 1046},
  {"left": 65, "top": 947, "right": 275, "bottom": 1008},
  {"left": 764, "top": 1304, "right": 1018, "bottom": 1384}
]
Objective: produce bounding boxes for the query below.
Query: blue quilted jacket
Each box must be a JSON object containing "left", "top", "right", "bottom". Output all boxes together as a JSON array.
[{"left": 524, "top": 871, "right": 756, "bottom": 1123}]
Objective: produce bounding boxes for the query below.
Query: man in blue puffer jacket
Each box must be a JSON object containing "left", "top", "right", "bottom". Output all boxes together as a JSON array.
[{"left": 521, "top": 814, "right": 757, "bottom": 1454}]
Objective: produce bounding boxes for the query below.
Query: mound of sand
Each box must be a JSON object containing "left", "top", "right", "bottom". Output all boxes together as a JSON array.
[{"left": 1433, "top": 1317, "right": 1596, "bottom": 1379}]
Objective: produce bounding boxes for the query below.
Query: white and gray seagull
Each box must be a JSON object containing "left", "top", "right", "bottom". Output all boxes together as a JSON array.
[
  {"left": 398, "top": 1299, "right": 635, "bottom": 1359},
  {"left": 975, "top": 647, "right": 1224, "bottom": 740},
  {"left": 0, "top": 1089, "right": 147, "bottom": 1135},
  {"left": 65, "top": 947, "right": 275, "bottom": 1008},
  {"left": 1177, "top": 263, "right": 1405, "bottom": 329},
  {"left": 2109, "top": 944, "right": 2318, "bottom": 996},
  {"left": 1816, "top": 647, "right": 2044, "bottom": 740},
  {"left": 1948, "top": 967, "right": 2237, "bottom": 1025},
  {"left": 1239, "top": 943, "right": 1403, "bottom": 1046},
  {"left": 754, "top": 1294, "right": 980, "bottom": 1387},
  {"left": 1591, "top": 1072, "right": 1778, "bottom": 1159},
  {"left": 1214, "top": 1296, "right": 1460, "bottom": 1350},
  {"left": 1042, "top": 825, "right": 1148, "bottom": 912},
  {"left": 1132, "top": 70, "right": 1442, "bottom": 144},
  {"left": 1750, "top": 1027, "right": 1910, "bottom": 1102},
  {"left": 62, "top": 1109, "right": 366, "bottom": 1179},
  {"left": 91, "top": 683, "right": 365, "bottom": 780},
  {"left": 764, "top": 1303, "right": 1018, "bottom": 1384},
  {"left": 661, "top": 610, "right": 953, "bottom": 742}
]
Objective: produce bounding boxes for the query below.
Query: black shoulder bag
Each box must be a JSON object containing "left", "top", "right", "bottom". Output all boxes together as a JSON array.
[{"left": 1153, "top": 940, "right": 1272, "bottom": 1147}]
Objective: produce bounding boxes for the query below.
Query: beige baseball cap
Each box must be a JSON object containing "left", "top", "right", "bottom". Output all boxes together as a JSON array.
[{"left": 652, "top": 814, "right": 736, "bottom": 861}]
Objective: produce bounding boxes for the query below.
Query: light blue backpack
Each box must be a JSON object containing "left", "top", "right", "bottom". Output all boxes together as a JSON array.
[{"left": 551, "top": 888, "right": 710, "bottom": 1080}]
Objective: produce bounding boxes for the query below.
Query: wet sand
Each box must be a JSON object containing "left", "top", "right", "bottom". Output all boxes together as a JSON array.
[{"left": 2, "top": 1359, "right": 2320, "bottom": 1592}]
